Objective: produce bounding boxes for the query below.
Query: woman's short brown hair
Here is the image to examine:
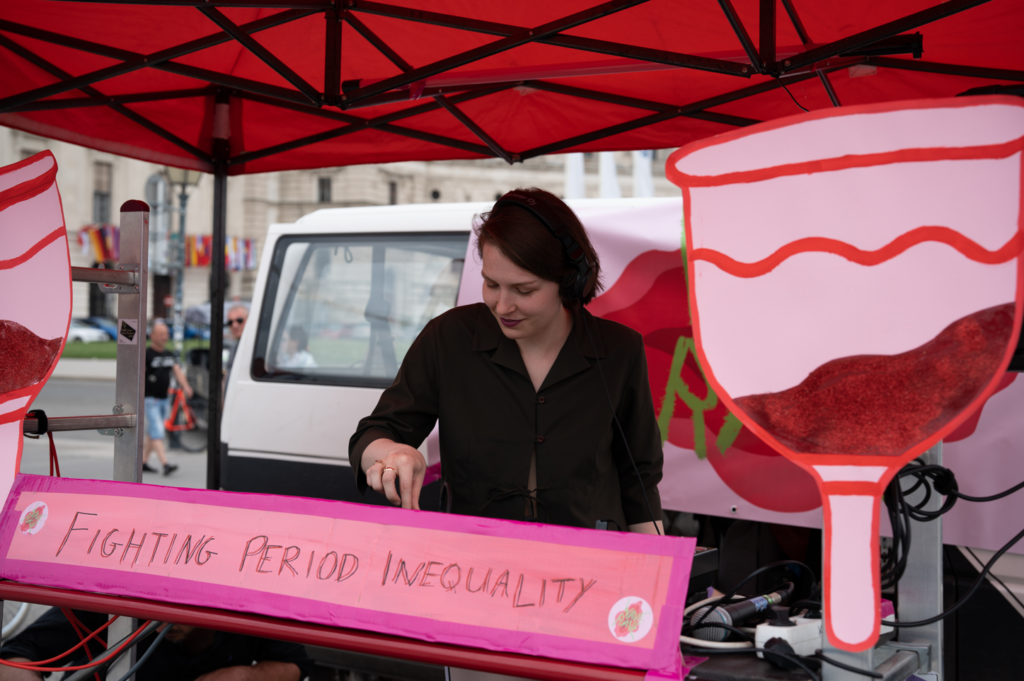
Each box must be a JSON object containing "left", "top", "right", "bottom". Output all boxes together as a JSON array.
[{"left": 475, "top": 188, "right": 603, "bottom": 306}]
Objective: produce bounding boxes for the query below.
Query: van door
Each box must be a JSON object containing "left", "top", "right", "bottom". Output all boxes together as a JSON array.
[{"left": 224, "top": 231, "right": 468, "bottom": 503}]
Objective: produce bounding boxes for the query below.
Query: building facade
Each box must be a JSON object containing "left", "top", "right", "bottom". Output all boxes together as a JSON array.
[{"left": 1, "top": 125, "right": 678, "bottom": 323}]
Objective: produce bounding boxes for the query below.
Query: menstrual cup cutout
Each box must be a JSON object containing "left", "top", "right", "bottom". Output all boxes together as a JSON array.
[
  {"left": 0, "top": 151, "right": 71, "bottom": 501},
  {"left": 667, "top": 97, "right": 1024, "bottom": 651}
]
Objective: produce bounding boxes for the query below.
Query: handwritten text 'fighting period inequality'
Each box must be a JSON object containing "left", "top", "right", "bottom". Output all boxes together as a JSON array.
[{"left": 55, "top": 512, "right": 597, "bottom": 612}]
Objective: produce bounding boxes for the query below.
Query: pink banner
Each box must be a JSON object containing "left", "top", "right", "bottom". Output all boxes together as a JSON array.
[
  {"left": 0, "top": 474, "right": 695, "bottom": 679},
  {"left": 459, "top": 198, "right": 1024, "bottom": 556}
]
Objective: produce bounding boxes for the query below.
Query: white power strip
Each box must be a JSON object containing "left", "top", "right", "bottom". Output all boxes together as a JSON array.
[{"left": 755, "top": 615, "right": 822, "bottom": 657}]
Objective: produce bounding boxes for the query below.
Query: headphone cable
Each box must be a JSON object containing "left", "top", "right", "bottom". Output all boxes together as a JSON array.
[{"left": 581, "top": 309, "right": 661, "bottom": 535}]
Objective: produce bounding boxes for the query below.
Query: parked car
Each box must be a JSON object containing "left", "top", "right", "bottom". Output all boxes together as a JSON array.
[
  {"left": 221, "top": 203, "right": 472, "bottom": 505},
  {"left": 68, "top": 318, "right": 111, "bottom": 343},
  {"left": 184, "top": 323, "right": 210, "bottom": 340},
  {"left": 78, "top": 316, "right": 117, "bottom": 340}
]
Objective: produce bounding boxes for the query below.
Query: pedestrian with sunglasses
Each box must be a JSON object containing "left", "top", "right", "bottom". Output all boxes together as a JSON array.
[
  {"left": 226, "top": 304, "right": 249, "bottom": 346},
  {"left": 224, "top": 304, "right": 249, "bottom": 400}
]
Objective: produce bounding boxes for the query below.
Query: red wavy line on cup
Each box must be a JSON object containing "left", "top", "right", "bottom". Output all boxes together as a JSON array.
[
  {"left": 0, "top": 226, "right": 65, "bottom": 270},
  {"left": 690, "top": 226, "right": 1024, "bottom": 278},
  {"left": 0, "top": 155, "right": 57, "bottom": 213}
]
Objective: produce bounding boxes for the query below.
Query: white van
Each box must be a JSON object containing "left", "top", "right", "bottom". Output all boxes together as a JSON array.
[
  {"left": 221, "top": 201, "right": 483, "bottom": 506},
  {"left": 221, "top": 197, "right": 684, "bottom": 506}
]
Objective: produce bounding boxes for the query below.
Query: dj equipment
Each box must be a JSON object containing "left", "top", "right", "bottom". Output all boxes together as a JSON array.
[
  {"left": 755, "top": 611, "right": 822, "bottom": 658},
  {"left": 493, "top": 191, "right": 591, "bottom": 301},
  {"left": 689, "top": 589, "right": 791, "bottom": 642}
]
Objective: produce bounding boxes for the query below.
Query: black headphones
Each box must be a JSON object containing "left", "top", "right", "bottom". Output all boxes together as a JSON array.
[{"left": 492, "top": 191, "right": 592, "bottom": 302}]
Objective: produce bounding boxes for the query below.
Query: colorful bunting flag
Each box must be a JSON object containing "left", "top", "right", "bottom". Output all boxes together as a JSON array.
[
  {"left": 184, "top": 235, "right": 257, "bottom": 270},
  {"left": 76, "top": 224, "right": 119, "bottom": 262}
]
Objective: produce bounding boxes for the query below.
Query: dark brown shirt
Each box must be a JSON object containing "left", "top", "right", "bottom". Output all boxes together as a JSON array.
[{"left": 349, "top": 303, "right": 664, "bottom": 529}]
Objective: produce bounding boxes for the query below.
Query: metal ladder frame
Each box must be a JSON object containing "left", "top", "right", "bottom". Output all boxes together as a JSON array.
[{"left": 20, "top": 200, "right": 150, "bottom": 680}]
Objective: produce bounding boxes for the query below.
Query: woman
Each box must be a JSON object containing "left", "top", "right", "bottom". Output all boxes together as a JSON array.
[
  {"left": 278, "top": 325, "right": 317, "bottom": 369},
  {"left": 349, "top": 188, "right": 664, "bottom": 534}
]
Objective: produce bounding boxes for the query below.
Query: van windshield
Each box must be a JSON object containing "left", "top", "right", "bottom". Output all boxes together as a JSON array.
[{"left": 252, "top": 233, "right": 468, "bottom": 387}]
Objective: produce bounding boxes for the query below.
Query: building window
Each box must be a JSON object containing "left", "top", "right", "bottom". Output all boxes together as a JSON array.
[
  {"left": 389, "top": 181, "right": 397, "bottom": 205},
  {"left": 318, "top": 177, "right": 332, "bottom": 203},
  {"left": 93, "top": 162, "right": 112, "bottom": 224},
  {"left": 430, "top": 189, "right": 441, "bottom": 201},
  {"left": 20, "top": 149, "right": 41, "bottom": 160}
]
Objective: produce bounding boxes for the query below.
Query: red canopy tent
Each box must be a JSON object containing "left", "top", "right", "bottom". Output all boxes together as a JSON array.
[
  {"left": 2, "top": 1, "right": 1023, "bottom": 676},
  {"left": 1, "top": 0, "right": 1021, "bottom": 507},
  {"left": 2, "top": 1, "right": 1022, "bottom": 174}
]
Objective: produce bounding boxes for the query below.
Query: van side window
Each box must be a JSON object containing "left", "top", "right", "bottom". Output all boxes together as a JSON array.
[{"left": 251, "top": 233, "right": 468, "bottom": 387}]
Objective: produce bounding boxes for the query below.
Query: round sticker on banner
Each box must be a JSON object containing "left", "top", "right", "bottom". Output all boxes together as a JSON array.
[
  {"left": 608, "top": 596, "right": 654, "bottom": 643},
  {"left": 19, "top": 501, "right": 48, "bottom": 535}
]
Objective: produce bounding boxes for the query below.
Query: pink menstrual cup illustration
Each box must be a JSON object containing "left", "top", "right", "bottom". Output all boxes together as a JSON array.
[
  {"left": 667, "top": 97, "right": 1024, "bottom": 651},
  {"left": 0, "top": 151, "right": 71, "bottom": 501}
]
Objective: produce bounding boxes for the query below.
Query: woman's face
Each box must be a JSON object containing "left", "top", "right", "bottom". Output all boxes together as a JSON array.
[
  {"left": 281, "top": 331, "right": 298, "bottom": 355},
  {"left": 481, "top": 241, "right": 564, "bottom": 341}
]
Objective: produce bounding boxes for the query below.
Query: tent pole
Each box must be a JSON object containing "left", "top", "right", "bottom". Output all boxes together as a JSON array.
[
  {"left": 759, "top": 0, "right": 775, "bottom": 74},
  {"left": 207, "top": 90, "right": 230, "bottom": 490}
]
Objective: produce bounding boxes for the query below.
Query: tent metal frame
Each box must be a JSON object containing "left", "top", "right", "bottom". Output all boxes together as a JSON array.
[
  {"left": 1, "top": 0, "right": 1017, "bottom": 539},
  {"left": 1, "top": 1, "right": 1019, "bottom": 678},
  {"left": 0, "top": 0, "right": 1016, "bottom": 552},
  {"left": 3, "top": 0, "right": 1019, "bottom": 173}
]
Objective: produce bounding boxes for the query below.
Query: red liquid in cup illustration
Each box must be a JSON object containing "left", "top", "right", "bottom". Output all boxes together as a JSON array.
[
  {"left": 667, "top": 98, "right": 1024, "bottom": 651},
  {"left": 0, "top": 151, "right": 71, "bottom": 500}
]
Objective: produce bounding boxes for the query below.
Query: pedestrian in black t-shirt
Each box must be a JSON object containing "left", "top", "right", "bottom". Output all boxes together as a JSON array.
[{"left": 144, "top": 321, "right": 192, "bottom": 476}]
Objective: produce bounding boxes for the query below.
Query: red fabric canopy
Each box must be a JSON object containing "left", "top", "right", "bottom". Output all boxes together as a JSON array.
[{"left": 1, "top": 0, "right": 1022, "bottom": 175}]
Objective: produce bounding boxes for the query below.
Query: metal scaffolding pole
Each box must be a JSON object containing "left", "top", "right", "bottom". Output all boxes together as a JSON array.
[
  {"left": 206, "top": 90, "right": 230, "bottom": 490},
  {"left": 107, "top": 200, "right": 149, "bottom": 681}
]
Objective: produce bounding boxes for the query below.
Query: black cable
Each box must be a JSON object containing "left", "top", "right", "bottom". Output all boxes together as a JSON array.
[
  {"left": 789, "top": 599, "right": 821, "bottom": 614},
  {"left": 61, "top": 621, "right": 162, "bottom": 681},
  {"left": 778, "top": 80, "right": 810, "bottom": 112},
  {"left": 581, "top": 310, "right": 660, "bottom": 535},
  {"left": 881, "top": 473, "right": 914, "bottom": 589},
  {"left": 117, "top": 624, "right": 171, "bottom": 681},
  {"left": 897, "top": 463, "right": 957, "bottom": 520},
  {"left": 686, "top": 621, "right": 756, "bottom": 643},
  {"left": 880, "top": 457, "right": 1024, "bottom": 590},
  {"left": 891, "top": 522, "right": 1024, "bottom": 627},
  {"left": 954, "top": 478, "right": 1024, "bottom": 502},
  {"left": 812, "top": 651, "right": 883, "bottom": 679},
  {"left": 679, "top": 645, "right": 821, "bottom": 681},
  {"left": 965, "top": 546, "right": 1024, "bottom": 613},
  {"left": 687, "top": 560, "right": 816, "bottom": 634}
]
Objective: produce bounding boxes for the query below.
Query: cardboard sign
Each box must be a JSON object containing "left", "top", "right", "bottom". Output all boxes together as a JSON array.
[
  {"left": 0, "top": 151, "right": 70, "bottom": 505},
  {"left": 666, "top": 97, "right": 1024, "bottom": 651},
  {"left": 0, "top": 474, "right": 696, "bottom": 679}
]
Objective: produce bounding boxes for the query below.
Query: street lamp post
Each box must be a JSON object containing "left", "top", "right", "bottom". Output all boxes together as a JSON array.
[{"left": 164, "top": 168, "right": 202, "bottom": 363}]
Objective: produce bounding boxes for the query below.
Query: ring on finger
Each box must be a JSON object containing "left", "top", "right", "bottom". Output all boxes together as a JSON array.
[{"left": 383, "top": 466, "right": 397, "bottom": 472}]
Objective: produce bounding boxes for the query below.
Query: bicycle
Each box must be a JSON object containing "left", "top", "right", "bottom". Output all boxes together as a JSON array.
[{"left": 164, "top": 387, "right": 205, "bottom": 453}]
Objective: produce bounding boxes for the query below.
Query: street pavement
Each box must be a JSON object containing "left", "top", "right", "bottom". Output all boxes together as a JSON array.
[
  {"left": 5, "top": 379, "right": 211, "bottom": 644},
  {"left": 22, "top": 378, "right": 209, "bottom": 489}
]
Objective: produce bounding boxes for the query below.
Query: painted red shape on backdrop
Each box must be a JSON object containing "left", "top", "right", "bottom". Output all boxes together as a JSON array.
[
  {"left": 0, "top": 316, "right": 62, "bottom": 396},
  {"left": 735, "top": 304, "right": 1017, "bottom": 456},
  {"left": 589, "top": 250, "right": 820, "bottom": 512},
  {"left": 589, "top": 249, "right": 1019, "bottom": 513},
  {"left": 945, "top": 372, "right": 1016, "bottom": 442}
]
